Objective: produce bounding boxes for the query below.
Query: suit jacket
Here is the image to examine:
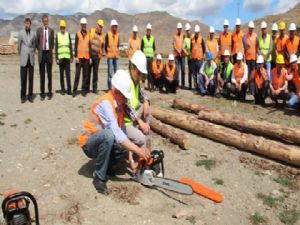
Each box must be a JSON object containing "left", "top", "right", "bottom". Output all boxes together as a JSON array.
[
  {"left": 18, "top": 29, "right": 36, "bottom": 67},
  {"left": 36, "top": 26, "right": 55, "bottom": 64}
]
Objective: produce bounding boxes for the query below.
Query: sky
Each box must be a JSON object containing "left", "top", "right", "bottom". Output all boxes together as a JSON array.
[{"left": 0, "top": 0, "right": 299, "bottom": 29}]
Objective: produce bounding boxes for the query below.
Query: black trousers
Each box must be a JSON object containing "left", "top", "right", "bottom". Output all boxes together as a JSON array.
[
  {"left": 191, "top": 59, "right": 203, "bottom": 90},
  {"left": 153, "top": 75, "right": 164, "bottom": 91},
  {"left": 187, "top": 58, "right": 193, "bottom": 89},
  {"left": 254, "top": 81, "right": 269, "bottom": 104},
  {"left": 73, "top": 58, "right": 90, "bottom": 93},
  {"left": 59, "top": 58, "right": 71, "bottom": 93},
  {"left": 39, "top": 51, "right": 52, "bottom": 95},
  {"left": 146, "top": 57, "right": 154, "bottom": 90},
  {"left": 89, "top": 57, "right": 100, "bottom": 91},
  {"left": 165, "top": 79, "right": 178, "bottom": 93},
  {"left": 231, "top": 83, "right": 248, "bottom": 100},
  {"left": 246, "top": 60, "right": 256, "bottom": 95},
  {"left": 20, "top": 58, "right": 34, "bottom": 99}
]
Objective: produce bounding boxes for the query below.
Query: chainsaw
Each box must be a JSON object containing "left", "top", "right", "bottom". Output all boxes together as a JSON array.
[
  {"left": 134, "top": 150, "right": 193, "bottom": 195},
  {"left": 1, "top": 190, "right": 39, "bottom": 225}
]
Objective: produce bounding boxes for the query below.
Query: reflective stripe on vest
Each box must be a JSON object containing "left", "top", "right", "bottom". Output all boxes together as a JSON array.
[
  {"left": 184, "top": 37, "right": 191, "bottom": 57},
  {"left": 245, "top": 32, "right": 257, "bottom": 61},
  {"left": 124, "top": 80, "right": 140, "bottom": 126},
  {"left": 191, "top": 35, "right": 203, "bottom": 60},
  {"left": 275, "top": 35, "right": 288, "bottom": 55},
  {"left": 152, "top": 61, "right": 164, "bottom": 79},
  {"left": 57, "top": 32, "right": 71, "bottom": 59},
  {"left": 219, "top": 32, "right": 232, "bottom": 55},
  {"left": 143, "top": 35, "right": 155, "bottom": 58},
  {"left": 259, "top": 34, "right": 272, "bottom": 62},
  {"left": 90, "top": 28, "right": 104, "bottom": 58},
  {"left": 206, "top": 38, "right": 218, "bottom": 60},
  {"left": 174, "top": 33, "right": 184, "bottom": 57},
  {"left": 234, "top": 62, "right": 246, "bottom": 84},
  {"left": 166, "top": 63, "right": 176, "bottom": 78},
  {"left": 128, "top": 36, "right": 141, "bottom": 60},
  {"left": 77, "top": 31, "right": 90, "bottom": 59},
  {"left": 272, "top": 68, "right": 286, "bottom": 90},
  {"left": 286, "top": 36, "right": 300, "bottom": 57},
  {"left": 232, "top": 31, "right": 244, "bottom": 55},
  {"left": 107, "top": 31, "right": 119, "bottom": 59}
]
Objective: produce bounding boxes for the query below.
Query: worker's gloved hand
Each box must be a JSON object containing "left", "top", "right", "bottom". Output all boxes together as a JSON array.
[{"left": 139, "top": 119, "right": 150, "bottom": 135}]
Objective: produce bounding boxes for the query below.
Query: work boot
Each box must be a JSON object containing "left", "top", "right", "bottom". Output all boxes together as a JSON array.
[
  {"left": 93, "top": 176, "right": 108, "bottom": 195},
  {"left": 21, "top": 98, "right": 26, "bottom": 104},
  {"left": 47, "top": 93, "right": 53, "bottom": 100},
  {"left": 28, "top": 96, "right": 34, "bottom": 103}
]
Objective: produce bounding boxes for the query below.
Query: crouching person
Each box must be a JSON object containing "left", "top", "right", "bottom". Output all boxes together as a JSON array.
[
  {"left": 79, "top": 70, "right": 150, "bottom": 195},
  {"left": 152, "top": 54, "right": 164, "bottom": 92},
  {"left": 270, "top": 54, "right": 289, "bottom": 107},
  {"left": 198, "top": 53, "right": 217, "bottom": 96},
  {"left": 217, "top": 50, "right": 233, "bottom": 96},
  {"left": 287, "top": 55, "right": 300, "bottom": 110},
  {"left": 254, "top": 55, "right": 269, "bottom": 105},
  {"left": 165, "top": 54, "right": 178, "bottom": 93},
  {"left": 231, "top": 52, "right": 248, "bottom": 100}
]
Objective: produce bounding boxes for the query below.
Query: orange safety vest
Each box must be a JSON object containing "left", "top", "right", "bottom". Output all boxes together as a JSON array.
[
  {"left": 286, "top": 36, "right": 300, "bottom": 57},
  {"left": 77, "top": 31, "right": 90, "bottom": 59},
  {"left": 206, "top": 38, "right": 218, "bottom": 61},
  {"left": 219, "top": 32, "right": 232, "bottom": 56},
  {"left": 272, "top": 67, "right": 287, "bottom": 90},
  {"left": 128, "top": 35, "right": 140, "bottom": 60},
  {"left": 232, "top": 31, "right": 245, "bottom": 55},
  {"left": 152, "top": 60, "right": 164, "bottom": 80},
  {"left": 275, "top": 35, "right": 288, "bottom": 55},
  {"left": 245, "top": 32, "right": 257, "bottom": 60},
  {"left": 107, "top": 30, "right": 119, "bottom": 59},
  {"left": 166, "top": 63, "right": 176, "bottom": 78},
  {"left": 289, "top": 66, "right": 300, "bottom": 95},
  {"left": 191, "top": 35, "right": 204, "bottom": 60},
  {"left": 173, "top": 33, "right": 184, "bottom": 57},
  {"left": 254, "top": 68, "right": 267, "bottom": 89},
  {"left": 79, "top": 92, "right": 125, "bottom": 148},
  {"left": 233, "top": 62, "right": 246, "bottom": 84},
  {"left": 90, "top": 28, "right": 104, "bottom": 58}
]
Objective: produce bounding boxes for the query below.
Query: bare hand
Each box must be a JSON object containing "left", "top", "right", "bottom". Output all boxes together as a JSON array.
[
  {"left": 76, "top": 58, "right": 79, "bottom": 64},
  {"left": 143, "top": 101, "right": 150, "bottom": 118},
  {"left": 139, "top": 120, "right": 150, "bottom": 135},
  {"left": 70, "top": 58, "right": 73, "bottom": 63},
  {"left": 56, "top": 60, "right": 59, "bottom": 65},
  {"left": 137, "top": 147, "right": 151, "bottom": 161}
]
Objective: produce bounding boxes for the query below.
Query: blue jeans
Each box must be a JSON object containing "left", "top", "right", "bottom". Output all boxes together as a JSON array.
[
  {"left": 198, "top": 74, "right": 216, "bottom": 95},
  {"left": 175, "top": 56, "right": 185, "bottom": 86},
  {"left": 82, "top": 129, "right": 127, "bottom": 182},
  {"left": 288, "top": 93, "right": 300, "bottom": 110},
  {"left": 265, "top": 61, "right": 271, "bottom": 81},
  {"left": 107, "top": 58, "right": 118, "bottom": 90}
]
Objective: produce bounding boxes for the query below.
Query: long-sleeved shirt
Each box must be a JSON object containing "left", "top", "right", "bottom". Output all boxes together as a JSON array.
[
  {"left": 200, "top": 61, "right": 217, "bottom": 79},
  {"left": 232, "top": 63, "right": 248, "bottom": 84},
  {"left": 74, "top": 30, "right": 91, "bottom": 58},
  {"left": 55, "top": 32, "right": 73, "bottom": 61},
  {"left": 141, "top": 36, "right": 156, "bottom": 54}
]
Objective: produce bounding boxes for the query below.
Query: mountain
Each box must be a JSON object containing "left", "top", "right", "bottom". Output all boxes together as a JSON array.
[{"left": 0, "top": 8, "right": 209, "bottom": 54}]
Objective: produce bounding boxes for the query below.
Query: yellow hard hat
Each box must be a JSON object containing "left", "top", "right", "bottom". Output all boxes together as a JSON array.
[
  {"left": 60, "top": 20, "right": 66, "bottom": 27},
  {"left": 276, "top": 54, "right": 285, "bottom": 64},
  {"left": 279, "top": 21, "right": 285, "bottom": 30},
  {"left": 97, "top": 19, "right": 104, "bottom": 27}
]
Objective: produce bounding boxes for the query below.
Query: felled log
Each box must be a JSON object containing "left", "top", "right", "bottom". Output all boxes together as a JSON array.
[
  {"left": 152, "top": 107, "right": 300, "bottom": 167},
  {"left": 173, "top": 98, "right": 300, "bottom": 145},
  {"left": 150, "top": 116, "right": 191, "bottom": 150},
  {"left": 0, "top": 44, "right": 17, "bottom": 55}
]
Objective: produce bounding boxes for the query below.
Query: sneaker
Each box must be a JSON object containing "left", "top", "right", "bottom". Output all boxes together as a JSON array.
[{"left": 93, "top": 176, "right": 108, "bottom": 195}]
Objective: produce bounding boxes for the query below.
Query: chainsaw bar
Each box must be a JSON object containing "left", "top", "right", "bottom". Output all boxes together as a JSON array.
[{"left": 153, "top": 177, "right": 193, "bottom": 195}]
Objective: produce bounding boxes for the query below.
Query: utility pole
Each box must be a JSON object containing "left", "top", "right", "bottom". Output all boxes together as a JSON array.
[{"left": 237, "top": 1, "right": 240, "bottom": 18}]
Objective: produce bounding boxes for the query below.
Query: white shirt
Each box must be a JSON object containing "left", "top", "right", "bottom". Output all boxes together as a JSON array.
[{"left": 43, "top": 26, "right": 49, "bottom": 50}]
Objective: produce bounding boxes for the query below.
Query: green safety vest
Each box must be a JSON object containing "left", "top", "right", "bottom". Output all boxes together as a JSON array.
[
  {"left": 221, "top": 62, "right": 233, "bottom": 80},
  {"left": 57, "top": 31, "right": 71, "bottom": 59},
  {"left": 259, "top": 34, "right": 272, "bottom": 62},
  {"left": 143, "top": 35, "right": 155, "bottom": 58},
  {"left": 204, "top": 63, "right": 214, "bottom": 78},
  {"left": 184, "top": 37, "right": 191, "bottom": 58},
  {"left": 124, "top": 80, "right": 140, "bottom": 126}
]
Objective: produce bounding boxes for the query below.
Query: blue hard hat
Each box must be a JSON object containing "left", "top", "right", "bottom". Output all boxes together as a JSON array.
[{"left": 207, "top": 52, "right": 212, "bottom": 60}]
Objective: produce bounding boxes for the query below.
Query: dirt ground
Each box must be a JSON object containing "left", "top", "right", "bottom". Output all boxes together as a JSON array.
[{"left": 0, "top": 55, "right": 300, "bottom": 225}]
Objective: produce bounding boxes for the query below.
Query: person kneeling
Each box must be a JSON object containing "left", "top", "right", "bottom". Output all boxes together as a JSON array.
[
  {"left": 165, "top": 54, "right": 178, "bottom": 93},
  {"left": 198, "top": 53, "right": 217, "bottom": 96},
  {"left": 217, "top": 50, "right": 233, "bottom": 96},
  {"left": 287, "top": 54, "right": 300, "bottom": 110},
  {"left": 152, "top": 54, "right": 164, "bottom": 92},
  {"left": 254, "top": 55, "right": 269, "bottom": 105}
]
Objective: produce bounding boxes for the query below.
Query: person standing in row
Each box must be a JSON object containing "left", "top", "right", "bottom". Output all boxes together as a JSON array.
[
  {"left": 219, "top": 19, "right": 232, "bottom": 63},
  {"left": 271, "top": 23, "right": 278, "bottom": 69},
  {"left": 55, "top": 20, "right": 73, "bottom": 96},
  {"left": 173, "top": 22, "right": 185, "bottom": 88},
  {"left": 128, "top": 25, "right": 140, "bottom": 67},
  {"left": 275, "top": 22, "right": 288, "bottom": 63},
  {"left": 73, "top": 18, "right": 90, "bottom": 97},
  {"left": 141, "top": 23, "right": 156, "bottom": 91},
  {"left": 89, "top": 19, "right": 105, "bottom": 93},
  {"left": 258, "top": 21, "right": 272, "bottom": 80},
  {"left": 285, "top": 23, "right": 299, "bottom": 64},
  {"left": 232, "top": 18, "right": 244, "bottom": 64},
  {"left": 36, "top": 14, "right": 54, "bottom": 100},
  {"left": 184, "top": 23, "right": 193, "bottom": 90},
  {"left": 18, "top": 18, "right": 36, "bottom": 103},
  {"left": 206, "top": 26, "right": 219, "bottom": 64},
  {"left": 105, "top": 19, "right": 120, "bottom": 90}
]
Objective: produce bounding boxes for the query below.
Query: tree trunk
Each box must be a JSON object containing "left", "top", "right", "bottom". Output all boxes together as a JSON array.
[
  {"left": 152, "top": 107, "right": 300, "bottom": 167},
  {"left": 150, "top": 116, "right": 191, "bottom": 150},
  {"left": 173, "top": 98, "right": 300, "bottom": 145}
]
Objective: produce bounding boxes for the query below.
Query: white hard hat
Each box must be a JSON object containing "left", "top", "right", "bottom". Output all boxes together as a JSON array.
[
  {"left": 224, "top": 19, "right": 229, "bottom": 26},
  {"left": 110, "top": 19, "right": 118, "bottom": 26},
  {"left": 256, "top": 55, "right": 264, "bottom": 64},
  {"left": 185, "top": 23, "right": 191, "bottom": 31},
  {"left": 248, "top": 20, "right": 255, "bottom": 28},
  {"left": 194, "top": 25, "right": 200, "bottom": 33},
  {"left": 237, "top": 52, "right": 243, "bottom": 60},
  {"left": 261, "top": 21, "right": 267, "bottom": 29},
  {"left": 177, "top": 22, "right": 182, "bottom": 29},
  {"left": 289, "top": 23, "right": 296, "bottom": 31},
  {"left": 168, "top": 54, "right": 175, "bottom": 61},
  {"left": 290, "top": 54, "right": 298, "bottom": 63},
  {"left": 146, "top": 23, "right": 152, "bottom": 30},
  {"left": 130, "top": 50, "right": 147, "bottom": 74},
  {"left": 224, "top": 50, "right": 230, "bottom": 56},
  {"left": 235, "top": 18, "right": 241, "bottom": 26},
  {"left": 272, "top": 23, "right": 278, "bottom": 31},
  {"left": 156, "top": 54, "right": 162, "bottom": 60},
  {"left": 132, "top": 25, "right": 138, "bottom": 32},
  {"left": 111, "top": 70, "right": 132, "bottom": 99},
  {"left": 80, "top": 17, "right": 87, "bottom": 24},
  {"left": 209, "top": 26, "right": 215, "bottom": 33}
]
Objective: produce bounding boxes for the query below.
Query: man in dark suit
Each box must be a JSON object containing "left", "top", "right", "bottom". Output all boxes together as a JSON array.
[
  {"left": 18, "top": 18, "right": 36, "bottom": 103},
  {"left": 36, "top": 14, "right": 54, "bottom": 100}
]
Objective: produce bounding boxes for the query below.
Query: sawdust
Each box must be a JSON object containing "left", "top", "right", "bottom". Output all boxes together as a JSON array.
[
  {"left": 60, "top": 202, "right": 82, "bottom": 225},
  {"left": 108, "top": 184, "right": 142, "bottom": 205}
]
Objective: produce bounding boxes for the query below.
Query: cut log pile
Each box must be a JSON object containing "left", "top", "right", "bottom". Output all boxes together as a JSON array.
[
  {"left": 149, "top": 98, "right": 300, "bottom": 167},
  {"left": 0, "top": 44, "right": 17, "bottom": 55}
]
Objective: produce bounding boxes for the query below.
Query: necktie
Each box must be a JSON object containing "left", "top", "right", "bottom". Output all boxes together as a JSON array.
[{"left": 44, "top": 27, "right": 47, "bottom": 50}]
